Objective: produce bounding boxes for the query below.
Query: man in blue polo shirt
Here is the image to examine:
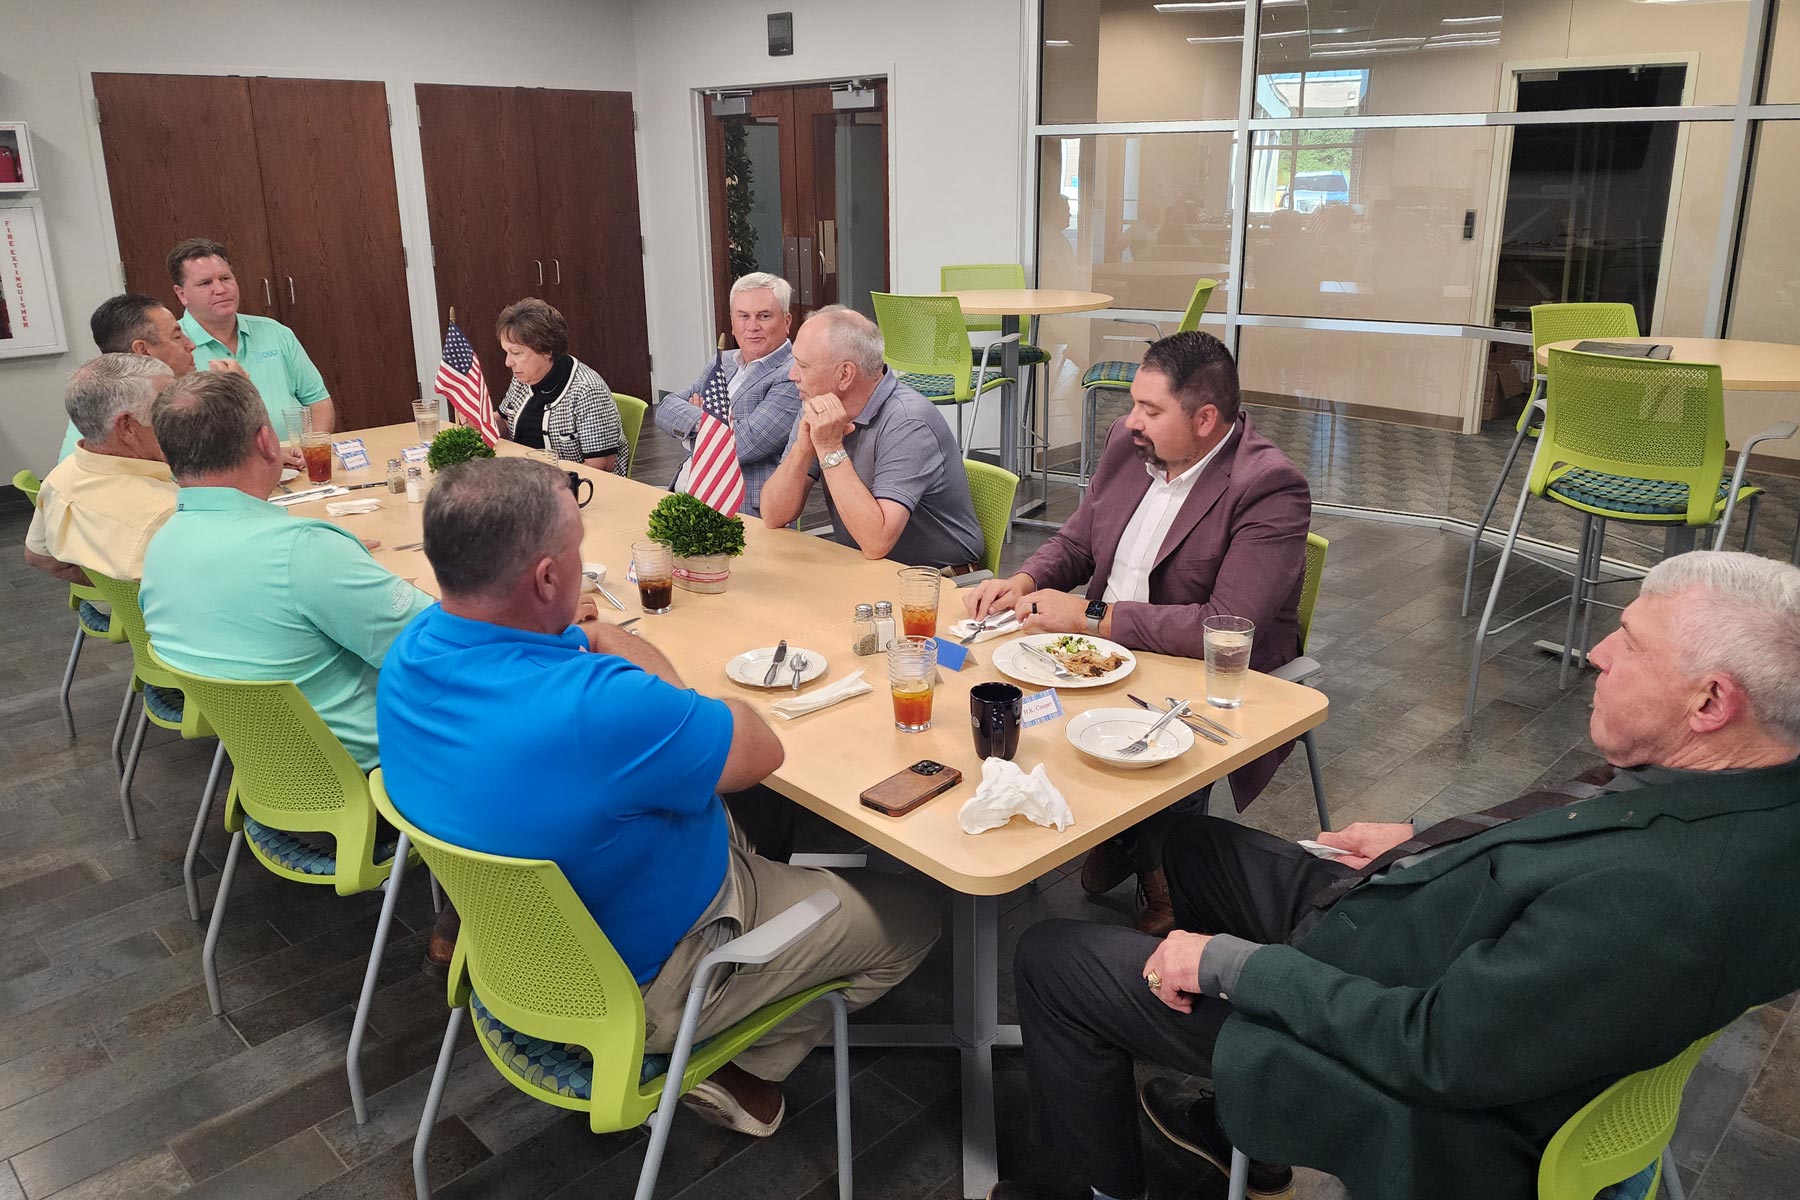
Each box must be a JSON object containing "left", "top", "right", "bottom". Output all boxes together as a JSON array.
[
  {"left": 168, "top": 238, "right": 335, "bottom": 439},
  {"left": 377, "top": 457, "right": 938, "bottom": 1138}
]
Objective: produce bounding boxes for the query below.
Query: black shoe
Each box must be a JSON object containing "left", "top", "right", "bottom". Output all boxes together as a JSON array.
[
  {"left": 1139, "top": 1078, "right": 1294, "bottom": 1199},
  {"left": 985, "top": 1183, "right": 1090, "bottom": 1200}
]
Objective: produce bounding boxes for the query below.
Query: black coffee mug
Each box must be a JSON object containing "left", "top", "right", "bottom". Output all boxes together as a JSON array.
[
  {"left": 970, "top": 682, "right": 1023, "bottom": 760},
  {"left": 565, "top": 471, "right": 593, "bottom": 508}
]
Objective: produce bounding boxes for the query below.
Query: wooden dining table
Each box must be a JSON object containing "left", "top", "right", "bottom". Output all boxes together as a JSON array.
[
  {"left": 1535, "top": 336, "right": 1800, "bottom": 390},
  {"left": 289, "top": 425, "right": 1328, "bottom": 1197}
]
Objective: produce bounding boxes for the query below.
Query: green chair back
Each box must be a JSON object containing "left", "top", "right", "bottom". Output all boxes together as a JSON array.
[
  {"left": 1529, "top": 303, "right": 1639, "bottom": 358},
  {"left": 613, "top": 393, "right": 647, "bottom": 476},
  {"left": 940, "top": 263, "right": 1026, "bottom": 336},
  {"left": 871, "top": 292, "right": 987, "bottom": 404},
  {"left": 963, "top": 459, "right": 1021, "bottom": 577},
  {"left": 13, "top": 468, "right": 41, "bottom": 506},
  {"left": 1537, "top": 1028, "right": 1722, "bottom": 1200},
  {"left": 83, "top": 572, "right": 210, "bottom": 734},
  {"left": 153, "top": 651, "right": 390, "bottom": 894},
  {"left": 1177, "top": 278, "right": 1219, "bottom": 333},
  {"left": 1531, "top": 350, "right": 1728, "bottom": 528},
  {"left": 1298, "top": 533, "right": 1328, "bottom": 654}
]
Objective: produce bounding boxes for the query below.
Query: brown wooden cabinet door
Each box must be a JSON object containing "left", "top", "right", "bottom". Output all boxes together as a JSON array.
[
  {"left": 93, "top": 73, "right": 280, "bottom": 318},
  {"left": 416, "top": 84, "right": 547, "bottom": 397},
  {"left": 248, "top": 77, "right": 415, "bottom": 430},
  {"left": 531, "top": 88, "right": 651, "bottom": 401}
]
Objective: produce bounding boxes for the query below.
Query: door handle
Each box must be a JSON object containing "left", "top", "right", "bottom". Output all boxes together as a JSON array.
[
  {"left": 553, "top": 258, "right": 562, "bottom": 285},
  {"left": 798, "top": 237, "right": 814, "bottom": 305},
  {"left": 262, "top": 278, "right": 273, "bottom": 308},
  {"left": 819, "top": 220, "right": 837, "bottom": 274},
  {"left": 287, "top": 277, "right": 295, "bottom": 305},
  {"left": 534, "top": 260, "right": 544, "bottom": 287}
]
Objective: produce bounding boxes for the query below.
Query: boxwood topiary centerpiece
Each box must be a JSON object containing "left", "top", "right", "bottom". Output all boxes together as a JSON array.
[
  {"left": 646, "top": 492, "right": 746, "bottom": 593},
  {"left": 426, "top": 425, "right": 496, "bottom": 472}
]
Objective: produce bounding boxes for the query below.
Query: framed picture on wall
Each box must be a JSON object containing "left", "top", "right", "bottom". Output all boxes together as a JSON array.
[
  {"left": 0, "top": 123, "right": 36, "bottom": 192},
  {"left": 0, "top": 198, "right": 68, "bottom": 359}
]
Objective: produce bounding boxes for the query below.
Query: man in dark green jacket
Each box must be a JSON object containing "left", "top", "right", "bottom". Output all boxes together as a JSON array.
[{"left": 991, "top": 550, "right": 1800, "bottom": 1200}]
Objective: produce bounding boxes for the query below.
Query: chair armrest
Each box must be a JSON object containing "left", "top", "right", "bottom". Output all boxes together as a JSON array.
[
  {"left": 1108, "top": 319, "right": 1166, "bottom": 340},
  {"left": 1100, "top": 334, "right": 1158, "bottom": 346},
  {"left": 695, "top": 889, "right": 841, "bottom": 976},
  {"left": 1715, "top": 421, "right": 1798, "bottom": 550},
  {"left": 789, "top": 853, "right": 868, "bottom": 868},
  {"left": 1269, "top": 656, "right": 1322, "bottom": 685},
  {"left": 975, "top": 332, "right": 1022, "bottom": 379},
  {"left": 1742, "top": 421, "right": 1799, "bottom": 454},
  {"left": 954, "top": 570, "right": 995, "bottom": 586}
]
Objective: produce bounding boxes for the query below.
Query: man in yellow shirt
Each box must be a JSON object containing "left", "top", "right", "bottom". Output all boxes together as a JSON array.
[{"left": 25, "top": 354, "right": 180, "bottom": 584}]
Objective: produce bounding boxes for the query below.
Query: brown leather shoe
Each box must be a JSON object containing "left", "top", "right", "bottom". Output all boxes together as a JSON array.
[
  {"left": 423, "top": 903, "right": 460, "bottom": 978},
  {"left": 1079, "top": 838, "right": 1136, "bottom": 896},
  {"left": 1135, "top": 867, "right": 1176, "bottom": 937}
]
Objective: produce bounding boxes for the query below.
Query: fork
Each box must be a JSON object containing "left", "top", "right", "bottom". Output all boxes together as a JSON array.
[
  {"left": 788, "top": 653, "right": 810, "bottom": 691},
  {"left": 960, "top": 609, "right": 1016, "bottom": 646},
  {"left": 1122, "top": 699, "right": 1190, "bottom": 756},
  {"left": 1018, "top": 642, "right": 1077, "bottom": 682}
]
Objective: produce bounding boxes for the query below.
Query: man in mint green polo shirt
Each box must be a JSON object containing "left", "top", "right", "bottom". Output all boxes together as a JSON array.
[
  {"left": 140, "top": 371, "right": 426, "bottom": 770},
  {"left": 168, "top": 237, "right": 335, "bottom": 441}
]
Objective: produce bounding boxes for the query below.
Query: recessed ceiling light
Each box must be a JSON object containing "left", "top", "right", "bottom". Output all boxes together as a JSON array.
[
  {"left": 1154, "top": 0, "right": 1304, "bottom": 12},
  {"left": 1187, "top": 34, "right": 1245, "bottom": 43},
  {"left": 1423, "top": 37, "right": 1499, "bottom": 49},
  {"left": 1044, "top": 38, "right": 1072, "bottom": 46},
  {"left": 1441, "top": 14, "right": 1503, "bottom": 22}
]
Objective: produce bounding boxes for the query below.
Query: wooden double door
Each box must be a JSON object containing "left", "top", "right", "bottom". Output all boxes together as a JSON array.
[
  {"left": 93, "top": 73, "right": 415, "bottom": 431},
  {"left": 415, "top": 85, "right": 650, "bottom": 402}
]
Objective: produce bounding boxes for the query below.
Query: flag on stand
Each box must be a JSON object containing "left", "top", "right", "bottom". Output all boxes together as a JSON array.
[
  {"left": 434, "top": 322, "right": 500, "bottom": 447},
  {"left": 686, "top": 351, "right": 746, "bottom": 517}
]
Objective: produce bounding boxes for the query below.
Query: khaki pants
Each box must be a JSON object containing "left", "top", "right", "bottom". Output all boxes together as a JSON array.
[{"left": 640, "top": 820, "right": 940, "bottom": 1080}]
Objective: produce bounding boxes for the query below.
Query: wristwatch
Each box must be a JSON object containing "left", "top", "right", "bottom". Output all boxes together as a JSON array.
[
  {"left": 820, "top": 449, "right": 850, "bottom": 470},
  {"left": 1086, "top": 599, "right": 1108, "bottom": 633}
]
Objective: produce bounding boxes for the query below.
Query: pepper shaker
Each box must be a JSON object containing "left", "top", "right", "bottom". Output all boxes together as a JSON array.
[{"left": 852, "top": 603, "right": 878, "bottom": 656}]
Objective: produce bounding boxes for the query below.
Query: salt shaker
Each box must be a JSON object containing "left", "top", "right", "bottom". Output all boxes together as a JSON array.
[
  {"left": 872, "top": 600, "right": 897, "bottom": 652},
  {"left": 852, "top": 603, "right": 878, "bottom": 656},
  {"left": 405, "top": 465, "right": 427, "bottom": 504}
]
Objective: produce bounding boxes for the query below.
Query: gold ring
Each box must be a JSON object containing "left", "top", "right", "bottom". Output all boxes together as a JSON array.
[{"left": 1145, "top": 970, "right": 1162, "bottom": 991}]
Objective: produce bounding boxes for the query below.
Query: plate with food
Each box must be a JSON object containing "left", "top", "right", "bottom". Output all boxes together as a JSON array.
[{"left": 992, "top": 633, "right": 1137, "bottom": 689}]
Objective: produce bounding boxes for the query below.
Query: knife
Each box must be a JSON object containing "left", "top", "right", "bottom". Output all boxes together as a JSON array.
[
  {"left": 1127, "top": 694, "right": 1227, "bottom": 745},
  {"left": 959, "top": 608, "right": 1017, "bottom": 646},
  {"left": 1166, "top": 696, "right": 1242, "bottom": 740},
  {"left": 762, "top": 639, "right": 788, "bottom": 686}
]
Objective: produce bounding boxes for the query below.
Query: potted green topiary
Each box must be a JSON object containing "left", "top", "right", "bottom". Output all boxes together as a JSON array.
[
  {"left": 426, "top": 425, "right": 496, "bottom": 472},
  {"left": 646, "top": 492, "right": 747, "bottom": 594}
]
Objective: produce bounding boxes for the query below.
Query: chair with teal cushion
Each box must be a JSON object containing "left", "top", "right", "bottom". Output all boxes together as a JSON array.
[
  {"left": 1077, "top": 278, "right": 1217, "bottom": 489},
  {"left": 151, "top": 653, "right": 434, "bottom": 1126},
  {"left": 612, "top": 392, "right": 647, "bottom": 478},
  {"left": 1460, "top": 302, "right": 1639, "bottom": 617},
  {"left": 871, "top": 292, "right": 1014, "bottom": 448},
  {"left": 370, "top": 771, "right": 855, "bottom": 1200},
  {"left": 963, "top": 459, "right": 1021, "bottom": 578}
]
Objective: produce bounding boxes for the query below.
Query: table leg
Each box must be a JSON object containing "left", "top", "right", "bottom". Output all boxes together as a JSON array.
[
  {"left": 999, "top": 317, "right": 1021, "bottom": 478},
  {"left": 954, "top": 892, "right": 999, "bottom": 1199}
]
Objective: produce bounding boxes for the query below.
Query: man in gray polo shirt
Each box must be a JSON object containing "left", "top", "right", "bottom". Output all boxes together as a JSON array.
[{"left": 760, "top": 306, "right": 985, "bottom": 571}]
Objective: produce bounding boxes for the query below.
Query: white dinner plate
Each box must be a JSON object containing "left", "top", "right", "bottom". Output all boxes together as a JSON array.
[
  {"left": 280, "top": 467, "right": 301, "bottom": 482},
  {"left": 1065, "top": 707, "right": 1195, "bottom": 769},
  {"left": 991, "top": 634, "right": 1137, "bottom": 690},
  {"left": 727, "top": 647, "right": 829, "bottom": 689}
]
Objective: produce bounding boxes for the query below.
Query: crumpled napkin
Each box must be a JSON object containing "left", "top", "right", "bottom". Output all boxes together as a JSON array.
[
  {"left": 325, "top": 498, "right": 384, "bottom": 516},
  {"left": 770, "top": 669, "right": 872, "bottom": 720},
  {"left": 958, "top": 758, "right": 1074, "bottom": 834},
  {"left": 945, "top": 611, "right": 1023, "bottom": 644}
]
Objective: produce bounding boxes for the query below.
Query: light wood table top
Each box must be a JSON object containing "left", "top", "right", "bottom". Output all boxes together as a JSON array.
[
  {"left": 1538, "top": 338, "right": 1800, "bottom": 391},
  {"left": 938, "top": 289, "right": 1113, "bottom": 317},
  {"left": 292, "top": 425, "right": 1327, "bottom": 896}
]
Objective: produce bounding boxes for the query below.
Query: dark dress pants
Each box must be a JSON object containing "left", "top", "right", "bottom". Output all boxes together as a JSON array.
[{"left": 1014, "top": 815, "right": 1355, "bottom": 1197}]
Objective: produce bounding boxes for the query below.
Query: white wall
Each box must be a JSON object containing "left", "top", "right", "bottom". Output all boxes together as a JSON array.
[
  {"left": 629, "top": 0, "right": 1031, "bottom": 398},
  {"left": 0, "top": 0, "right": 638, "bottom": 475}
]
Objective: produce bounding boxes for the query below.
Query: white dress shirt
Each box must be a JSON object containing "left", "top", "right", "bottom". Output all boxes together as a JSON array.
[{"left": 1101, "top": 428, "right": 1236, "bottom": 605}]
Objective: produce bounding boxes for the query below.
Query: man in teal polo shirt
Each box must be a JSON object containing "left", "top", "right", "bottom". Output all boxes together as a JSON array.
[
  {"left": 140, "top": 371, "right": 426, "bottom": 770},
  {"left": 168, "top": 237, "right": 335, "bottom": 440}
]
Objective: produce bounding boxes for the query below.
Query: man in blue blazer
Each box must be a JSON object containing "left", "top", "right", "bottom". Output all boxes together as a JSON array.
[{"left": 654, "top": 272, "right": 803, "bottom": 518}]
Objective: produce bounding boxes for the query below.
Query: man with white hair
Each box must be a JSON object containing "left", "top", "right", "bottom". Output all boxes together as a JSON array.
[
  {"left": 25, "top": 353, "right": 178, "bottom": 584},
  {"left": 653, "top": 272, "right": 803, "bottom": 518},
  {"left": 760, "top": 305, "right": 985, "bottom": 571},
  {"left": 993, "top": 551, "right": 1800, "bottom": 1200}
]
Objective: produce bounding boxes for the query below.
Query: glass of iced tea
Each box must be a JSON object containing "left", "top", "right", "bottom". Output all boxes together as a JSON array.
[
  {"left": 632, "top": 539, "right": 674, "bottom": 614},
  {"left": 896, "top": 566, "right": 942, "bottom": 640},
  {"left": 888, "top": 635, "right": 937, "bottom": 732},
  {"left": 300, "top": 430, "right": 333, "bottom": 484},
  {"left": 1203, "top": 615, "right": 1255, "bottom": 709}
]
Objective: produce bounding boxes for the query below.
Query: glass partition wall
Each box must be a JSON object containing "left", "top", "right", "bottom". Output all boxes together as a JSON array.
[{"left": 1030, "top": 0, "right": 1800, "bottom": 517}]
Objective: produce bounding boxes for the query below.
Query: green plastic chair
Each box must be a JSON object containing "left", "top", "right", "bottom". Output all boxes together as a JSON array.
[
  {"left": 963, "top": 459, "right": 1021, "bottom": 578},
  {"left": 871, "top": 292, "right": 1014, "bottom": 447},
  {"left": 612, "top": 392, "right": 647, "bottom": 478},
  {"left": 370, "top": 772, "right": 856, "bottom": 1200},
  {"left": 1464, "top": 350, "right": 1777, "bottom": 730},
  {"left": 1461, "top": 303, "right": 1639, "bottom": 617},
  {"left": 14, "top": 468, "right": 132, "bottom": 742},
  {"left": 1252, "top": 533, "right": 1333, "bottom": 832},
  {"left": 152, "top": 653, "right": 431, "bottom": 1125},
  {"left": 82, "top": 573, "right": 218, "bottom": 852},
  {"left": 1076, "top": 278, "right": 1217, "bottom": 489},
  {"left": 942, "top": 264, "right": 1054, "bottom": 494}
]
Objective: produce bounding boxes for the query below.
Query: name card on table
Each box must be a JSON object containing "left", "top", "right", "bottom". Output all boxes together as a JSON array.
[
  {"left": 401, "top": 444, "right": 429, "bottom": 464},
  {"left": 332, "top": 438, "right": 370, "bottom": 470},
  {"left": 1021, "top": 687, "right": 1064, "bottom": 728},
  {"left": 930, "top": 637, "right": 971, "bottom": 671}
]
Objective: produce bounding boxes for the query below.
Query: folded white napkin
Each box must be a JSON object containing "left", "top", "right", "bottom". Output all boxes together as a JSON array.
[
  {"left": 271, "top": 485, "right": 348, "bottom": 506},
  {"left": 958, "top": 758, "right": 1074, "bottom": 835},
  {"left": 325, "top": 498, "right": 384, "bottom": 516},
  {"left": 770, "top": 668, "right": 872, "bottom": 720},
  {"left": 945, "top": 612, "right": 1023, "bottom": 644}
]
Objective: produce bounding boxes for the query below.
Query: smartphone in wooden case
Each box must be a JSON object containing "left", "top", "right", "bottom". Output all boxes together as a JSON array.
[{"left": 860, "top": 760, "right": 963, "bottom": 817}]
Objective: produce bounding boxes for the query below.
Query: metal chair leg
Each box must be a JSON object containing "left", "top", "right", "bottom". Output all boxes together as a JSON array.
[
  {"left": 413, "top": 1005, "right": 464, "bottom": 1200},
  {"left": 183, "top": 742, "right": 228, "bottom": 921},
  {"left": 428, "top": 872, "right": 444, "bottom": 914},
  {"left": 830, "top": 991, "right": 853, "bottom": 1200},
  {"left": 118, "top": 699, "right": 150, "bottom": 841},
  {"left": 203, "top": 830, "right": 244, "bottom": 1015},
  {"left": 1078, "top": 387, "right": 1099, "bottom": 493},
  {"left": 111, "top": 677, "right": 135, "bottom": 777},
  {"left": 1465, "top": 473, "right": 1538, "bottom": 732},
  {"left": 1662, "top": 1145, "right": 1687, "bottom": 1200},
  {"left": 59, "top": 626, "right": 85, "bottom": 740},
  {"left": 349, "top": 832, "right": 410, "bottom": 1124},
  {"left": 1575, "top": 518, "right": 1605, "bottom": 672},
  {"left": 1228, "top": 1147, "right": 1250, "bottom": 1200},
  {"left": 1302, "top": 730, "right": 1330, "bottom": 831},
  {"left": 1559, "top": 516, "right": 1596, "bottom": 690},
  {"left": 1462, "top": 391, "right": 1542, "bottom": 618}
]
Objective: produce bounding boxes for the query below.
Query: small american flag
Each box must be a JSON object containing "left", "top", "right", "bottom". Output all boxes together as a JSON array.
[
  {"left": 686, "top": 352, "right": 746, "bottom": 517},
  {"left": 434, "top": 322, "right": 500, "bottom": 447}
]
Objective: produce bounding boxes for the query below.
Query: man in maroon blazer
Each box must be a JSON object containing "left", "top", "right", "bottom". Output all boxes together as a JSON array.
[{"left": 966, "top": 331, "right": 1311, "bottom": 934}]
